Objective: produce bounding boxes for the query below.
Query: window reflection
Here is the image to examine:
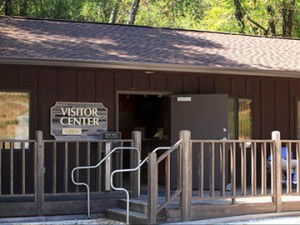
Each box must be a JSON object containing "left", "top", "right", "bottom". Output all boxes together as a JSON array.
[
  {"left": 228, "top": 97, "right": 252, "bottom": 140},
  {"left": 0, "top": 92, "right": 29, "bottom": 141}
]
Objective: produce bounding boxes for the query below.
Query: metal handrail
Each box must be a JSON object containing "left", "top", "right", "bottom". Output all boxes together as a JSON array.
[
  {"left": 110, "top": 142, "right": 182, "bottom": 224},
  {"left": 71, "top": 146, "right": 139, "bottom": 219},
  {"left": 71, "top": 142, "right": 182, "bottom": 222},
  {"left": 110, "top": 146, "right": 171, "bottom": 224}
]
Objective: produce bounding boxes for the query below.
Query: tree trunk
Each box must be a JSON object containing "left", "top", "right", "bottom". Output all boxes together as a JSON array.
[
  {"left": 266, "top": 5, "right": 276, "bottom": 36},
  {"left": 110, "top": 0, "right": 120, "bottom": 24},
  {"left": 128, "top": 0, "right": 140, "bottom": 25},
  {"left": 233, "top": 0, "right": 245, "bottom": 33},
  {"left": 20, "top": 0, "right": 29, "bottom": 16},
  {"left": 281, "top": 0, "right": 295, "bottom": 37},
  {"left": 4, "top": 0, "right": 12, "bottom": 15}
]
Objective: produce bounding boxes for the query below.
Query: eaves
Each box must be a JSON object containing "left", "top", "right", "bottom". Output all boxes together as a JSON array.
[{"left": 1, "top": 57, "right": 300, "bottom": 79}]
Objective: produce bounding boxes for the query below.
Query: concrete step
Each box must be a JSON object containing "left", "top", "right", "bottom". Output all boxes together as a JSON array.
[
  {"left": 117, "top": 199, "right": 148, "bottom": 214},
  {"left": 105, "top": 198, "right": 168, "bottom": 224},
  {"left": 105, "top": 208, "right": 148, "bottom": 224}
]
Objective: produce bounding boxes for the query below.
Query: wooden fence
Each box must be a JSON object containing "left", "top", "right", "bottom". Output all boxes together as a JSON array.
[
  {"left": 0, "top": 130, "right": 140, "bottom": 217},
  {"left": 2, "top": 130, "right": 300, "bottom": 223},
  {"left": 147, "top": 130, "right": 300, "bottom": 223}
]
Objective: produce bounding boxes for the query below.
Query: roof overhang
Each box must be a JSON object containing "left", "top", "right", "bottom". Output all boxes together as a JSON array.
[{"left": 1, "top": 57, "right": 300, "bottom": 79}]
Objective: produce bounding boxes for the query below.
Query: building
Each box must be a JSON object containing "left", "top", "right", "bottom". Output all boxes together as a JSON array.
[{"left": 1, "top": 16, "right": 300, "bottom": 218}]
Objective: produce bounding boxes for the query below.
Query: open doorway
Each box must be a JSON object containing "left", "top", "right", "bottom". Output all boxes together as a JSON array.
[{"left": 118, "top": 93, "right": 169, "bottom": 184}]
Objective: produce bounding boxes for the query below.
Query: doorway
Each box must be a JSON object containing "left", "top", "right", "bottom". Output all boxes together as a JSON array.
[{"left": 118, "top": 93, "right": 170, "bottom": 184}]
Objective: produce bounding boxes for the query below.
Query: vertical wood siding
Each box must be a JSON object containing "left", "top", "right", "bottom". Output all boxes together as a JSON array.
[
  {"left": 0, "top": 64, "right": 299, "bottom": 140},
  {"left": 261, "top": 79, "right": 276, "bottom": 139},
  {"left": 275, "top": 80, "right": 290, "bottom": 138},
  {"left": 289, "top": 80, "right": 300, "bottom": 139}
]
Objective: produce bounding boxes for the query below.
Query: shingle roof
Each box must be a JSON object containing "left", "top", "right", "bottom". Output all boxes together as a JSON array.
[{"left": 1, "top": 16, "right": 300, "bottom": 74}]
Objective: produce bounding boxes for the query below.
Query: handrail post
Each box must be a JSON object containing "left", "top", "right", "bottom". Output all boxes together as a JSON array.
[
  {"left": 272, "top": 131, "right": 282, "bottom": 212},
  {"left": 35, "top": 130, "right": 45, "bottom": 216},
  {"left": 180, "top": 130, "right": 192, "bottom": 221},
  {"left": 148, "top": 152, "right": 158, "bottom": 224},
  {"left": 131, "top": 131, "right": 141, "bottom": 198},
  {"left": 105, "top": 141, "right": 112, "bottom": 191}
]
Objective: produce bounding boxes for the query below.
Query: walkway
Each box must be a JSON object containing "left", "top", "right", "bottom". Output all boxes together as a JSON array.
[{"left": 3, "top": 212, "right": 300, "bottom": 225}]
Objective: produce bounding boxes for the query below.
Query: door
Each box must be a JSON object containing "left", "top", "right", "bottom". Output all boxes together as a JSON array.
[{"left": 170, "top": 94, "right": 228, "bottom": 189}]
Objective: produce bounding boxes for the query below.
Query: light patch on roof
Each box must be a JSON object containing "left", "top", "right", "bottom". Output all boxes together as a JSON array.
[{"left": 1, "top": 17, "right": 300, "bottom": 73}]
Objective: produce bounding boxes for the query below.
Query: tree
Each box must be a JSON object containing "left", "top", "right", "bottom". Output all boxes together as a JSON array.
[
  {"left": 127, "top": 0, "right": 140, "bottom": 25},
  {"left": 233, "top": 0, "right": 245, "bottom": 33},
  {"left": 199, "top": 0, "right": 299, "bottom": 37},
  {"left": 110, "top": 0, "right": 121, "bottom": 23},
  {"left": 0, "top": 0, "right": 299, "bottom": 38},
  {"left": 2, "top": 0, "right": 14, "bottom": 15},
  {"left": 281, "top": 0, "right": 295, "bottom": 37}
]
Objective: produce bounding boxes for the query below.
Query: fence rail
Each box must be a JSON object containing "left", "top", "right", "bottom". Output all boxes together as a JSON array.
[
  {"left": 190, "top": 139, "right": 276, "bottom": 200},
  {"left": 0, "top": 140, "right": 36, "bottom": 196},
  {"left": 3, "top": 130, "right": 300, "bottom": 222},
  {"left": 0, "top": 131, "right": 138, "bottom": 217},
  {"left": 148, "top": 130, "right": 300, "bottom": 223}
]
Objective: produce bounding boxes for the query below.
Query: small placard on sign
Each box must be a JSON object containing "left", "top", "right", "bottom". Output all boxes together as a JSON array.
[
  {"left": 62, "top": 128, "right": 82, "bottom": 135},
  {"left": 101, "top": 132, "right": 121, "bottom": 140}
]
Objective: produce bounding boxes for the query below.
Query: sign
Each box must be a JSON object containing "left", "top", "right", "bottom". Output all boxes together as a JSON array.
[
  {"left": 51, "top": 102, "right": 107, "bottom": 140},
  {"left": 101, "top": 132, "right": 121, "bottom": 140}
]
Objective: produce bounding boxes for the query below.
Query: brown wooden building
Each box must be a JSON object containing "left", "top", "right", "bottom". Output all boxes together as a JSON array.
[
  {"left": 1, "top": 16, "right": 300, "bottom": 220},
  {"left": 1, "top": 16, "right": 300, "bottom": 141}
]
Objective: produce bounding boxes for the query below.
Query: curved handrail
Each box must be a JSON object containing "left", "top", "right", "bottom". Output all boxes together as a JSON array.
[
  {"left": 71, "top": 142, "right": 182, "bottom": 221},
  {"left": 110, "top": 143, "right": 182, "bottom": 224},
  {"left": 71, "top": 146, "right": 140, "bottom": 219}
]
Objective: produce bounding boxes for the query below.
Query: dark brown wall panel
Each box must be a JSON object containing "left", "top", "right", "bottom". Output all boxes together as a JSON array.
[
  {"left": 19, "top": 68, "right": 39, "bottom": 139},
  {"left": 246, "top": 77, "right": 260, "bottom": 94},
  {"left": 231, "top": 77, "right": 246, "bottom": 94},
  {"left": 19, "top": 68, "right": 38, "bottom": 89},
  {"left": 58, "top": 70, "right": 77, "bottom": 101},
  {"left": 0, "top": 65, "right": 18, "bottom": 89},
  {"left": 149, "top": 73, "right": 167, "bottom": 91},
  {"left": 39, "top": 69, "right": 58, "bottom": 139},
  {"left": 289, "top": 79, "right": 300, "bottom": 138},
  {"left": 77, "top": 71, "right": 96, "bottom": 102},
  {"left": 246, "top": 78, "right": 261, "bottom": 138},
  {"left": 183, "top": 75, "right": 199, "bottom": 94},
  {"left": 261, "top": 79, "right": 275, "bottom": 139},
  {"left": 115, "top": 71, "right": 132, "bottom": 90},
  {"left": 275, "top": 80, "right": 289, "bottom": 138},
  {"left": 167, "top": 73, "right": 183, "bottom": 93},
  {"left": 215, "top": 77, "right": 230, "bottom": 94},
  {"left": 199, "top": 77, "right": 214, "bottom": 94},
  {"left": 132, "top": 72, "right": 149, "bottom": 90},
  {"left": 1, "top": 64, "right": 300, "bottom": 141},
  {"left": 96, "top": 71, "right": 115, "bottom": 130}
]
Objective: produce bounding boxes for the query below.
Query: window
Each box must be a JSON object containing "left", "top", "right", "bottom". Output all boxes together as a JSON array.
[
  {"left": 0, "top": 92, "right": 29, "bottom": 140},
  {"left": 228, "top": 97, "right": 252, "bottom": 140}
]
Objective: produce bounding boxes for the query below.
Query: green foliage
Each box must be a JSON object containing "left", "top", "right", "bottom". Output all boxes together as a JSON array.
[
  {"left": 0, "top": 0, "right": 299, "bottom": 37},
  {"left": 134, "top": 0, "right": 206, "bottom": 29},
  {"left": 199, "top": 1, "right": 239, "bottom": 33}
]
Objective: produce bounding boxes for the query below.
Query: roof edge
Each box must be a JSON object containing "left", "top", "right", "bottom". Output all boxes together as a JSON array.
[
  {"left": 0, "top": 57, "right": 300, "bottom": 79},
  {"left": 3, "top": 16, "right": 300, "bottom": 41}
]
